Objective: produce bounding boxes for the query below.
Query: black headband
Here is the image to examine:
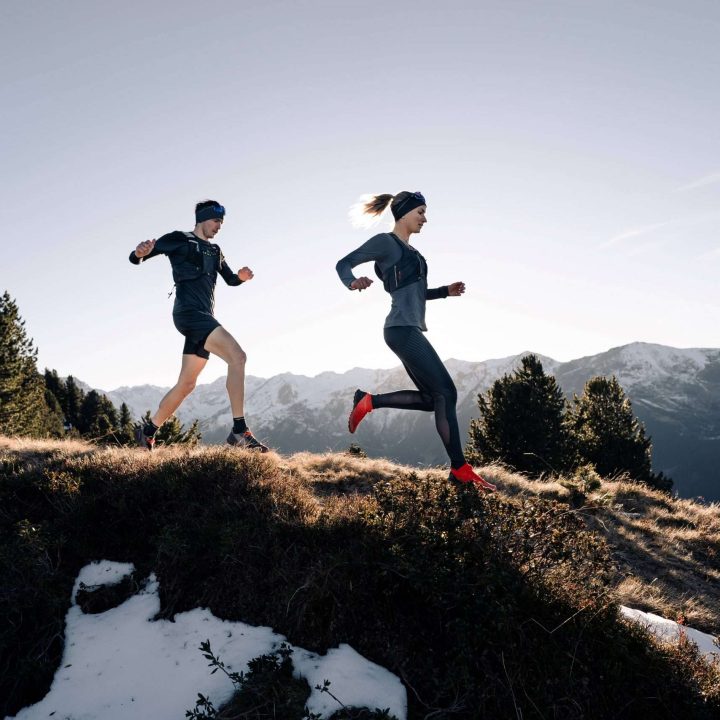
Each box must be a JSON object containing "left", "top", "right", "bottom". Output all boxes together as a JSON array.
[
  {"left": 196, "top": 204, "right": 225, "bottom": 223},
  {"left": 391, "top": 191, "right": 426, "bottom": 220}
]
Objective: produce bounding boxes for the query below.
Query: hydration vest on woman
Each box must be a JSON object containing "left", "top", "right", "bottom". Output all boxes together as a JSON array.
[{"left": 374, "top": 233, "right": 428, "bottom": 293}]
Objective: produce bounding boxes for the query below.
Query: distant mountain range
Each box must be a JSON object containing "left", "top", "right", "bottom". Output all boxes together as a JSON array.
[{"left": 104, "top": 343, "right": 720, "bottom": 501}]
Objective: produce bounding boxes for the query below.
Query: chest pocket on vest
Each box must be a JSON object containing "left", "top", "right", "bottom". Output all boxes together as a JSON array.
[
  {"left": 374, "top": 235, "right": 428, "bottom": 293},
  {"left": 199, "top": 245, "right": 220, "bottom": 275},
  {"left": 177, "top": 234, "right": 220, "bottom": 281}
]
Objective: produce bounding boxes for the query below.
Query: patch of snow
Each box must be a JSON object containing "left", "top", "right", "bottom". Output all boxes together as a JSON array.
[
  {"left": 621, "top": 606, "right": 719, "bottom": 659},
  {"left": 72, "top": 560, "right": 135, "bottom": 601},
  {"left": 294, "top": 644, "right": 406, "bottom": 719},
  {"left": 6, "top": 561, "right": 406, "bottom": 720}
]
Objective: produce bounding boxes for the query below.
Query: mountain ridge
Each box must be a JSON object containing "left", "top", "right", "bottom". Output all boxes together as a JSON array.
[{"left": 102, "top": 342, "right": 720, "bottom": 500}]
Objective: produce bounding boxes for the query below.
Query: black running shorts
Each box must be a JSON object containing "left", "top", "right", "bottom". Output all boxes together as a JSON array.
[{"left": 172, "top": 310, "right": 221, "bottom": 359}]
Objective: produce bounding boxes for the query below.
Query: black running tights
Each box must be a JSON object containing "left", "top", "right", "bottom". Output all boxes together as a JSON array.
[{"left": 375, "top": 326, "right": 465, "bottom": 468}]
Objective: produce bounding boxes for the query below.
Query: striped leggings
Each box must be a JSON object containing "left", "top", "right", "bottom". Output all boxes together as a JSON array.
[{"left": 375, "top": 326, "right": 465, "bottom": 468}]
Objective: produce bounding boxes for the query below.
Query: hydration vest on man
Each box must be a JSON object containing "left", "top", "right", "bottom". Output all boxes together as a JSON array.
[{"left": 169, "top": 232, "right": 225, "bottom": 284}]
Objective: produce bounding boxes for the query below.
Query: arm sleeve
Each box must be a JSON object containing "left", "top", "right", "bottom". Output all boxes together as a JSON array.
[
  {"left": 426, "top": 286, "right": 449, "bottom": 300},
  {"left": 335, "top": 234, "right": 397, "bottom": 289},
  {"left": 219, "top": 253, "right": 243, "bottom": 286}
]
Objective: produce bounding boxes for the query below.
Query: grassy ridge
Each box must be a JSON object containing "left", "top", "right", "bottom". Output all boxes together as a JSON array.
[
  {"left": 480, "top": 464, "right": 720, "bottom": 634},
  {"left": 1, "top": 438, "right": 719, "bottom": 719}
]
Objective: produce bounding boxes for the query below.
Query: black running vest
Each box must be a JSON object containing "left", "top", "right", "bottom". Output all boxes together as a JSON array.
[{"left": 374, "top": 234, "right": 428, "bottom": 294}]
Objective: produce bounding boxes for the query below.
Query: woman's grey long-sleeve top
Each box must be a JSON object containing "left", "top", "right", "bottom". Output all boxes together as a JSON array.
[{"left": 335, "top": 232, "right": 448, "bottom": 331}]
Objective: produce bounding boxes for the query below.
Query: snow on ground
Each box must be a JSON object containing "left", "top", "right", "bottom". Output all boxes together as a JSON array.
[
  {"left": 621, "top": 606, "right": 720, "bottom": 660},
  {"left": 293, "top": 645, "right": 404, "bottom": 718},
  {"left": 6, "top": 561, "right": 406, "bottom": 720}
]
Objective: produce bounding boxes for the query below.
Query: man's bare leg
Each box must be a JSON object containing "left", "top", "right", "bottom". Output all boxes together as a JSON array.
[
  {"left": 204, "top": 326, "right": 267, "bottom": 451},
  {"left": 151, "top": 353, "right": 208, "bottom": 427},
  {"left": 204, "top": 326, "right": 246, "bottom": 417}
]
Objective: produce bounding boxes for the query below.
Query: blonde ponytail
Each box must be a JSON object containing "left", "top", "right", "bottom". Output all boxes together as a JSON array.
[{"left": 348, "top": 193, "right": 395, "bottom": 229}]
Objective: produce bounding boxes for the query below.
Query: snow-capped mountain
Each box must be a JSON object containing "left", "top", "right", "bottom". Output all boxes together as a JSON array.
[{"left": 104, "top": 343, "right": 720, "bottom": 501}]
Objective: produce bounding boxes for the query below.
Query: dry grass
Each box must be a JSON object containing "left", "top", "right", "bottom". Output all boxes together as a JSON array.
[
  {"left": 3, "top": 435, "right": 718, "bottom": 634},
  {"left": 273, "top": 451, "right": 720, "bottom": 635},
  {"left": 461, "top": 463, "right": 720, "bottom": 635},
  {"left": 3, "top": 436, "right": 720, "bottom": 719}
]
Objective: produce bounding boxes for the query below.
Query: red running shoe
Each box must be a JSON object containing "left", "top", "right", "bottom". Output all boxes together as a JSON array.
[
  {"left": 348, "top": 389, "right": 373, "bottom": 433},
  {"left": 449, "top": 463, "right": 496, "bottom": 492}
]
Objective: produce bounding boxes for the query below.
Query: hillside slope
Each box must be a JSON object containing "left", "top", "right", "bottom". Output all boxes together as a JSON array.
[{"left": 1, "top": 438, "right": 719, "bottom": 719}]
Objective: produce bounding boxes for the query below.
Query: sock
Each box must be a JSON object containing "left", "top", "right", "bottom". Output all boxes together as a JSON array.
[
  {"left": 143, "top": 420, "right": 159, "bottom": 437},
  {"left": 232, "top": 416, "right": 248, "bottom": 434}
]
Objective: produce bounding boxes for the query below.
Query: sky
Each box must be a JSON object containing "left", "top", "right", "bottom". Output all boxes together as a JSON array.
[
  {"left": 9, "top": 560, "right": 718, "bottom": 719},
  {"left": 2, "top": 0, "right": 720, "bottom": 390}
]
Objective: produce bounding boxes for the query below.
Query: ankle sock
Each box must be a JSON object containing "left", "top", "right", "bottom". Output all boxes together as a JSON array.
[
  {"left": 233, "top": 416, "right": 248, "bottom": 434},
  {"left": 143, "top": 420, "right": 159, "bottom": 437}
]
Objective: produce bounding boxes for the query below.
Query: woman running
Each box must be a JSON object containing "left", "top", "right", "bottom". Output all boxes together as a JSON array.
[{"left": 335, "top": 191, "right": 495, "bottom": 491}]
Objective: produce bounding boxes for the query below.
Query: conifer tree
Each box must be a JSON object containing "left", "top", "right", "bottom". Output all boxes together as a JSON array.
[
  {"left": 568, "top": 375, "right": 671, "bottom": 490},
  {"left": 63, "top": 376, "right": 84, "bottom": 431},
  {"left": 44, "top": 369, "right": 68, "bottom": 434},
  {"left": 78, "top": 390, "right": 119, "bottom": 438},
  {"left": 467, "top": 354, "right": 571, "bottom": 476},
  {"left": 115, "top": 402, "right": 136, "bottom": 445},
  {"left": 0, "top": 291, "right": 49, "bottom": 436},
  {"left": 43, "top": 387, "right": 66, "bottom": 437},
  {"left": 44, "top": 369, "right": 66, "bottom": 410}
]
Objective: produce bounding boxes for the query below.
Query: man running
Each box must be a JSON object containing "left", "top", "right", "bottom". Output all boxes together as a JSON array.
[{"left": 129, "top": 200, "right": 268, "bottom": 452}]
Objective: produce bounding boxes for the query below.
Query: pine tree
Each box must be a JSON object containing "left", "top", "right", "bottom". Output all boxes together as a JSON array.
[
  {"left": 0, "top": 291, "right": 50, "bottom": 436},
  {"left": 63, "top": 376, "right": 84, "bottom": 432},
  {"left": 44, "top": 369, "right": 66, "bottom": 409},
  {"left": 467, "top": 354, "right": 571, "bottom": 476},
  {"left": 568, "top": 375, "right": 671, "bottom": 490},
  {"left": 99, "top": 395, "right": 120, "bottom": 441},
  {"left": 78, "top": 390, "right": 119, "bottom": 439},
  {"left": 43, "top": 387, "right": 66, "bottom": 437},
  {"left": 115, "top": 402, "right": 136, "bottom": 445},
  {"left": 44, "top": 369, "right": 68, "bottom": 434}
]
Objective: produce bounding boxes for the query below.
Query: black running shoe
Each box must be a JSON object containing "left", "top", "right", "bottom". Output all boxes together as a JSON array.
[
  {"left": 135, "top": 425, "right": 155, "bottom": 452},
  {"left": 226, "top": 430, "right": 269, "bottom": 453}
]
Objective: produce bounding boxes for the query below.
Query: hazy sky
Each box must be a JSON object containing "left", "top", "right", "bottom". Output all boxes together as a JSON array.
[{"left": 2, "top": 0, "right": 719, "bottom": 390}]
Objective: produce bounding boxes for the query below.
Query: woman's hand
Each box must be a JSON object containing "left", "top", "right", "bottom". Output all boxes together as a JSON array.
[
  {"left": 448, "top": 281, "right": 465, "bottom": 296},
  {"left": 134, "top": 239, "right": 156, "bottom": 258},
  {"left": 350, "top": 277, "right": 373, "bottom": 291},
  {"left": 238, "top": 267, "right": 254, "bottom": 282}
]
